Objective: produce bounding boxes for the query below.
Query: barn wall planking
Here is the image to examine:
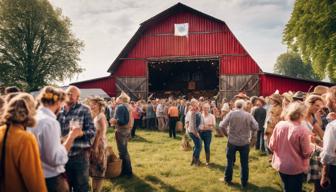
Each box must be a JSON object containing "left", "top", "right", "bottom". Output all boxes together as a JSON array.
[
  {"left": 114, "top": 60, "right": 147, "bottom": 76},
  {"left": 259, "top": 74, "right": 333, "bottom": 96},
  {"left": 72, "top": 76, "right": 116, "bottom": 96},
  {"left": 219, "top": 74, "right": 259, "bottom": 99}
]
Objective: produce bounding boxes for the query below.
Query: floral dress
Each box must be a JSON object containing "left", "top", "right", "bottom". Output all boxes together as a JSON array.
[{"left": 90, "top": 113, "right": 108, "bottom": 178}]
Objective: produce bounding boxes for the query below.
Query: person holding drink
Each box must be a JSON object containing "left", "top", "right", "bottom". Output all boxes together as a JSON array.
[
  {"left": 57, "top": 86, "right": 95, "bottom": 192},
  {"left": 29, "top": 86, "right": 83, "bottom": 192}
]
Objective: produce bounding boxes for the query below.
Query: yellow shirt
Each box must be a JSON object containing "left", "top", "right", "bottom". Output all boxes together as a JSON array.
[{"left": 0, "top": 124, "right": 47, "bottom": 192}]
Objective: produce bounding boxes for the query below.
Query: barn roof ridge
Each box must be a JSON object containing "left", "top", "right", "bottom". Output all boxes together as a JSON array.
[
  {"left": 107, "top": 2, "right": 230, "bottom": 73},
  {"left": 70, "top": 75, "right": 112, "bottom": 85}
]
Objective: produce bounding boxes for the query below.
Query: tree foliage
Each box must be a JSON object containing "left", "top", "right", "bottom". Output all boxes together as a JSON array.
[
  {"left": 274, "top": 52, "right": 321, "bottom": 80},
  {"left": 0, "top": 0, "right": 84, "bottom": 91},
  {"left": 283, "top": 0, "right": 336, "bottom": 82}
]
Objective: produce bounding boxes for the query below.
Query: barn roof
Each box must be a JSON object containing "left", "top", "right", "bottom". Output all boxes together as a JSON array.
[
  {"left": 107, "top": 2, "right": 227, "bottom": 73},
  {"left": 263, "top": 72, "right": 334, "bottom": 86}
]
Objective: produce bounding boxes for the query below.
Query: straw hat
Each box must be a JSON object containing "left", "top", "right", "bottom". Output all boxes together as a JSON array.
[
  {"left": 293, "top": 91, "right": 306, "bottom": 101},
  {"left": 234, "top": 92, "right": 249, "bottom": 100},
  {"left": 270, "top": 93, "right": 282, "bottom": 104},
  {"left": 312, "top": 85, "right": 329, "bottom": 96},
  {"left": 117, "top": 91, "right": 130, "bottom": 103},
  {"left": 256, "top": 96, "right": 266, "bottom": 105},
  {"left": 250, "top": 96, "right": 259, "bottom": 105},
  {"left": 282, "top": 92, "right": 293, "bottom": 102}
]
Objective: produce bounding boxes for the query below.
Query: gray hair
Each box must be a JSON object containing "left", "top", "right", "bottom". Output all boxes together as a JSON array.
[
  {"left": 234, "top": 99, "right": 245, "bottom": 109},
  {"left": 287, "top": 102, "right": 307, "bottom": 121}
]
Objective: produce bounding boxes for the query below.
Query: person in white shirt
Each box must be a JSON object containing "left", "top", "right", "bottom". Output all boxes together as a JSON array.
[
  {"left": 29, "top": 86, "right": 83, "bottom": 192},
  {"left": 320, "top": 116, "right": 336, "bottom": 190},
  {"left": 200, "top": 103, "right": 216, "bottom": 166},
  {"left": 156, "top": 100, "right": 165, "bottom": 131}
]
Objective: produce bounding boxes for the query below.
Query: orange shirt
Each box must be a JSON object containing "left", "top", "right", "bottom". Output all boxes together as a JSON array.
[
  {"left": 168, "top": 106, "right": 179, "bottom": 117},
  {"left": 0, "top": 124, "right": 47, "bottom": 192}
]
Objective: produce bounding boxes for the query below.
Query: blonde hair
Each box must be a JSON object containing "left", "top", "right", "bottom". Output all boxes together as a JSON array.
[
  {"left": 117, "top": 91, "right": 130, "bottom": 103},
  {"left": 88, "top": 96, "right": 106, "bottom": 112},
  {"left": 38, "top": 86, "right": 66, "bottom": 106},
  {"left": 286, "top": 102, "right": 307, "bottom": 121}
]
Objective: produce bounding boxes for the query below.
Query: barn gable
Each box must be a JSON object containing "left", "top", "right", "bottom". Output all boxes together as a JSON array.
[
  {"left": 108, "top": 2, "right": 262, "bottom": 76},
  {"left": 72, "top": 2, "right": 334, "bottom": 99}
]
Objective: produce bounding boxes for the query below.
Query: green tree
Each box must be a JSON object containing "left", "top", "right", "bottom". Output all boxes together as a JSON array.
[
  {"left": 283, "top": 0, "right": 336, "bottom": 82},
  {"left": 0, "top": 0, "right": 84, "bottom": 91},
  {"left": 274, "top": 52, "right": 321, "bottom": 80}
]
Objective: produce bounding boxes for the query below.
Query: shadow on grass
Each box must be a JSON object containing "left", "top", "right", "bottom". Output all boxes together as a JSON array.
[
  {"left": 110, "top": 175, "right": 156, "bottom": 192},
  {"left": 208, "top": 162, "right": 226, "bottom": 172},
  {"left": 130, "top": 135, "right": 152, "bottom": 143},
  {"left": 145, "top": 175, "right": 183, "bottom": 192},
  {"left": 227, "top": 182, "right": 281, "bottom": 192}
]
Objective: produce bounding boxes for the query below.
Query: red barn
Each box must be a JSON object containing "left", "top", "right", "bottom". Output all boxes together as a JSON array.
[{"left": 72, "top": 3, "right": 334, "bottom": 100}]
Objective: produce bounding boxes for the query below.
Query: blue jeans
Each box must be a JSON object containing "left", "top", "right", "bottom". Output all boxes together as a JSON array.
[
  {"left": 279, "top": 172, "right": 304, "bottom": 192},
  {"left": 256, "top": 129, "right": 265, "bottom": 152},
  {"left": 65, "top": 150, "right": 90, "bottom": 192},
  {"left": 200, "top": 131, "right": 212, "bottom": 154},
  {"left": 116, "top": 130, "right": 133, "bottom": 176},
  {"left": 225, "top": 143, "right": 250, "bottom": 185},
  {"left": 189, "top": 133, "right": 202, "bottom": 160}
]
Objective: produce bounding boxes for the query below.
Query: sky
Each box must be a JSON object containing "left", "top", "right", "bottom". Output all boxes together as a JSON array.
[{"left": 49, "top": 0, "right": 295, "bottom": 85}]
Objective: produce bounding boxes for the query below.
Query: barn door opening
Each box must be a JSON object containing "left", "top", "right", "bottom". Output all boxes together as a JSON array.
[{"left": 148, "top": 58, "right": 219, "bottom": 99}]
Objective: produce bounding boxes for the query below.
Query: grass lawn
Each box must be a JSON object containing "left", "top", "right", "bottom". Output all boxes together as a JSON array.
[{"left": 100, "top": 129, "right": 313, "bottom": 192}]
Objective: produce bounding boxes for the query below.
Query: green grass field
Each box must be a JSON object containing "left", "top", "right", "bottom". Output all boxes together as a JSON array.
[{"left": 100, "top": 129, "right": 313, "bottom": 192}]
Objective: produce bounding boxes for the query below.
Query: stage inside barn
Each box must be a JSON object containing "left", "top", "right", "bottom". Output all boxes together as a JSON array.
[{"left": 148, "top": 59, "right": 219, "bottom": 99}]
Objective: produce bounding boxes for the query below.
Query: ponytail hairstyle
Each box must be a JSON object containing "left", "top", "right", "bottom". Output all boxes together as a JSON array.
[
  {"left": 38, "top": 86, "right": 66, "bottom": 107},
  {"left": 0, "top": 93, "right": 36, "bottom": 178}
]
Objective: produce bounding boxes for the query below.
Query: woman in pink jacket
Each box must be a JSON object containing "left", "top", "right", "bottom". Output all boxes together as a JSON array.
[{"left": 269, "top": 102, "right": 314, "bottom": 192}]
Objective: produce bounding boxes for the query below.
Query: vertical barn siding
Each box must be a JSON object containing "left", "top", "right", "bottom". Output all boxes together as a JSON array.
[
  {"left": 220, "top": 56, "right": 260, "bottom": 74},
  {"left": 259, "top": 74, "right": 322, "bottom": 96},
  {"left": 114, "top": 60, "right": 146, "bottom": 76},
  {"left": 72, "top": 76, "right": 116, "bottom": 96},
  {"left": 118, "top": 11, "right": 261, "bottom": 74}
]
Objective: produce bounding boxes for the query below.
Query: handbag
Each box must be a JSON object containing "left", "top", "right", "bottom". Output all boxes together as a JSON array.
[
  {"left": 176, "top": 121, "right": 183, "bottom": 132},
  {"left": 105, "top": 146, "right": 122, "bottom": 178}
]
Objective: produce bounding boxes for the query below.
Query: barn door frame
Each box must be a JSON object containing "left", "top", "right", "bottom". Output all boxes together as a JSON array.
[
  {"left": 219, "top": 74, "right": 260, "bottom": 100},
  {"left": 115, "top": 77, "right": 148, "bottom": 100}
]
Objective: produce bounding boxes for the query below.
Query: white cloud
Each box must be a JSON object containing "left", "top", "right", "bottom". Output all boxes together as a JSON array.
[{"left": 49, "top": 0, "right": 295, "bottom": 84}]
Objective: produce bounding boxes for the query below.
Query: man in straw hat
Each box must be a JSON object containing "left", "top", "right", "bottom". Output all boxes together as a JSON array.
[
  {"left": 264, "top": 93, "right": 282, "bottom": 158},
  {"left": 110, "top": 91, "right": 134, "bottom": 177},
  {"left": 251, "top": 97, "right": 267, "bottom": 153}
]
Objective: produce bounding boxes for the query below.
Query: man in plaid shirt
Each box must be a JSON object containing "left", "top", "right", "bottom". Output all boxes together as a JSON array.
[{"left": 57, "top": 86, "right": 95, "bottom": 192}]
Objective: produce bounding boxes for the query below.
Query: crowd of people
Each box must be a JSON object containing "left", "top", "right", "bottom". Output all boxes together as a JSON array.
[
  {"left": 0, "top": 84, "right": 336, "bottom": 192},
  {"left": 0, "top": 86, "right": 134, "bottom": 192}
]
